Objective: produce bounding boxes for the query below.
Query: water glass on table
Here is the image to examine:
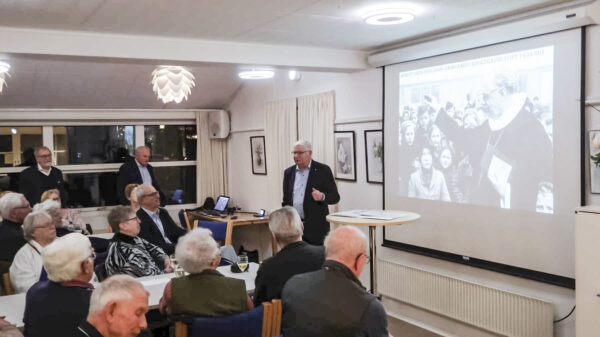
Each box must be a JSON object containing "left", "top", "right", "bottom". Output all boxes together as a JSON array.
[{"left": 237, "top": 255, "right": 248, "bottom": 272}]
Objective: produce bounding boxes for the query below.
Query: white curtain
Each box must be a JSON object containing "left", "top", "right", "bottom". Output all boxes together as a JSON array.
[
  {"left": 264, "top": 98, "right": 297, "bottom": 211},
  {"left": 297, "top": 91, "right": 338, "bottom": 214},
  {"left": 196, "top": 111, "right": 229, "bottom": 205}
]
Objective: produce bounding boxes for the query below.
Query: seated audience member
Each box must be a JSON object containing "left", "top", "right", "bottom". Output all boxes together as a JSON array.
[
  {"left": 10, "top": 211, "right": 57, "bottom": 294},
  {"left": 33, "top": 199, "right": 87, "bottom": 237},
  {"left": 105, "top": 205, "right": 172, "bottom": 277},
  {"left": 159, "top": 228, "right": 253, "bottom": 316},
  {"left": 124, "top": 184, "right": 140, "bottom": 212},
  {"left": 23, "top": 233, "right": 95, "bottom": 337},
  {"left": 0, "top": 317, "right": 24, "bottom": 337},
  {"left": 136, "top": 184, "right": 186, "bottom": 255},
  {"left": 40, "top": 189, "right": 87, "bottom": 233},
  {"left": 253, "top": 206, "right": 324, "bottom": 306},
  {"left": 0, "top": 192, "right": 31, "bottom": 262},
  {"left": 76, "top": 275, "right": 149, "bottom": 337},
  {"left": 281, "top": 226, "right": 390, "bottom": 337}
]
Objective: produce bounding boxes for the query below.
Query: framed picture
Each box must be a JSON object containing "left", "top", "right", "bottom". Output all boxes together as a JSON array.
[
  {"left": 334, "top": 131, "right": 356, "bottom": 181},
  {"left": 590, "top": 130, "right": 600, "bottom": 193},
  {"left": 250, "top": 136, "right": 267, "bottom": 175},
  {"left": 364, "top": 130, "right": 383, "bottom": 184}
]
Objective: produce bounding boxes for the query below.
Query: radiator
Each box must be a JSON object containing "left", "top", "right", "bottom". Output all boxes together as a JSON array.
[{"left": 378, "top": 260, "right": 554, "bottom": 337}]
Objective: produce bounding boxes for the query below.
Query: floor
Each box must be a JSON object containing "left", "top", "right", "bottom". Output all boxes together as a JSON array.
[{"left": 388, "top": 316, "right": 443, "bottom": 337}]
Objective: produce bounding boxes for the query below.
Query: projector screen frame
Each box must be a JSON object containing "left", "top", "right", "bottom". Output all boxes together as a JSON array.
[{"left": 380, "top": 27, "right": 587, "bottom": 289}]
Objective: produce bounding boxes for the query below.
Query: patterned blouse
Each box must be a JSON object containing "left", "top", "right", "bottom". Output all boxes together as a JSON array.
[{"left": 105, "top": 232, "right": 167, "bottom": 277}]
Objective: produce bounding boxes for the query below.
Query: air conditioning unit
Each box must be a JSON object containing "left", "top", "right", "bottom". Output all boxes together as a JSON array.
[{"left": 208, "top": 110, "right": 230, "bottom": 139}]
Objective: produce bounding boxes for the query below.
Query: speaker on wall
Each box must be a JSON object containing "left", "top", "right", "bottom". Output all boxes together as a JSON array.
[{"left": 208, "top": 110, "right": 230, "bottom": 139}]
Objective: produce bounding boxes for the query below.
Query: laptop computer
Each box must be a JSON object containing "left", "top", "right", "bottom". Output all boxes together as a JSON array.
[{"left": 207, "top": 195, "right": 230, "bottom": 216}]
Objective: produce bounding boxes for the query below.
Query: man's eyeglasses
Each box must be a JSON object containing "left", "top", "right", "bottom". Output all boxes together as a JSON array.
[
  {"left": 355, "top": 253, "right": 371, "bottom": 265},
  {"left": 143, "top": 191, "right": 160, "bottom": 198},
  {"left": 36, "top": 154, "right": 52, "bottom": 159},
  {"left": 13, "top": 204, "right": 31, "bottom": 211},
  {"left": 126, "top": 216, "right": 139, "bottom": 222},
  {"left": 291, "top": 151, "right": 307, "bottom": 155}
]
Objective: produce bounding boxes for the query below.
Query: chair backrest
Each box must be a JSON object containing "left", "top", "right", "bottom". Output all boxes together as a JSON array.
[
  {"left": 194, "top": 220, "right": 227, "bottom": 241},
  {"left": 179, "top": 210, "right": 192, "bottom": 231},
  {"left": 189, "top": 304, "right": 267, "bottom": 337},
  {"left": 94, "top": 263, "right": 108, "bottom": 282},
  {"left": 2, "top": 272, "right": 15, "bottom": 295},
  {"left": 270, "top": 299, "right": 282, "bottom": 336}
]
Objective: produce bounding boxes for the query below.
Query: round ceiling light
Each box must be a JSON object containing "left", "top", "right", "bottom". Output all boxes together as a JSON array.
[
  {"left": 364, "top": 9, "right": 414, "bottom": 25},
  {"left": 238, "top": 70, "right": 274, "bottom": 80},
  {"left": 0, "top": 61, "right": 10, "bottom": 73}
]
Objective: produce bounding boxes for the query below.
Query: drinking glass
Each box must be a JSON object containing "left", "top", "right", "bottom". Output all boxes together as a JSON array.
[{"left": 238, "top": 255, "right": 248, "bottom": 272}]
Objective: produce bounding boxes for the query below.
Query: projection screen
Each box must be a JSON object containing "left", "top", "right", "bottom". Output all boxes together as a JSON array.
[{"left": 383, "top": 29, "right": 581, "bottom": 285}]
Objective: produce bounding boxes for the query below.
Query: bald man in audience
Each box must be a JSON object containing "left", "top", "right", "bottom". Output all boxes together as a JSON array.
[
  {"left": 117, "top": 146, "right": 164, "bottom": 205},
  {"left": 281, "top": 226, "right": 391, "bottom": 337},
  {"left": 0, "top": 192, "right": 31, "bottom": 262},
  {"left": 76, "top": 275, "right": 149, "bottom": 337},
  {"left": 253, "top": 206, "right": 324, "bottom": 306}
]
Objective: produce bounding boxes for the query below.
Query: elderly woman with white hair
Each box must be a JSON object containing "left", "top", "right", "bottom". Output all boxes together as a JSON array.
[
  {"left": 40, "top": 189, "right": 88, "bottom": 234},
  {"left": 159, "top": 228, "right": 253, "bottom": 316},
  {"left": 9, "top": 210, "right": 57, "bottom": 293},
  {"left": 23, "top": 233, "right": 95, "bottom": 337}
]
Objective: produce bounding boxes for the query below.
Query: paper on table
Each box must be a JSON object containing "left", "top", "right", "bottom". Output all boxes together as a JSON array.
[{"left": 331, "top": 210, "right": 408, "bottom": 220}]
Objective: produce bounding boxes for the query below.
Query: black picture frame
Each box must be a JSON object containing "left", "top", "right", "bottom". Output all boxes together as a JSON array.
[
  {"left": 334, "top": 130, "right": 356, "bottom": 181},
  {"left": 364, "top": 129, "right": 383, "bottom": 184},
  {"left": 250, "top": 136, "right": 267, "bottom": 175}
]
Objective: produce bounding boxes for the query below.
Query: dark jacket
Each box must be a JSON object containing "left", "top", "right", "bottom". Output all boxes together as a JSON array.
[
  {"left": 116, "top": 159, "right": 164, "bottom": 205},
  {"left": 282, "top": 160, "right": 339, "bottom": 245},
  {"left": 0, "top": 219, "right": 26, "bottom": 262},
  {"left": 137, "top": 207, "right": 186, "bottom": 255},
  {"left": 24, "top": 280, "right": 93, "bottom": 337},
  {"left": 75, "top": 320, "right": 103, "bottom": 337},
  {"left": 19, "top": 165, "right": 67, "bottom": 207},
  {"left": 253, "top": 241, "right": 324, "bottom": 307},
  {"left": 282, "top": 260, "right": 388, "bottom": 337}
]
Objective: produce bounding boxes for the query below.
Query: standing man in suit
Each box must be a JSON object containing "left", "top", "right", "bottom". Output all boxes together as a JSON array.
[
  {"left": 117, "top": 146, "right": 165, "bottom": 205},
  {"left": 19, "top": 146, "right": 67, "bottom": 207},
  {"left": 135, "top": 184, "right": 186, "bottom": 255},
  {"left": 283, "top": 140, "right": 340, "bottom": 245}
]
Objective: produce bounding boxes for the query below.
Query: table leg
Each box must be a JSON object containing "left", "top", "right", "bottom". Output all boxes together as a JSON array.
[{"left": 369, "top": 225, "right": 377, "bottom": 296}]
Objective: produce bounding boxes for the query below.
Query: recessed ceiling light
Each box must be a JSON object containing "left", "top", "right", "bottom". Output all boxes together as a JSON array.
[
  {"left": 238, "top": 70, "right": 274, "bottom": 80},
  {"left": 364, "top": 9, "right": 414, "bottom": 25},
  {"left": 288, "top": 70, "right": 302, "bottom": 81},
  {"left": 0, "top": 61, "right": 10, "bottom": 73}
]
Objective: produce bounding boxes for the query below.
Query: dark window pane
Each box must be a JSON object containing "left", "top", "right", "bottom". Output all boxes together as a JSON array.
[
  {"left": 153, "top": 166, "right": 196, "bottom": 205},
  {"left": 0, "top": 127, "right": 42, "bottom": 168},
  {"left": 144, "top": 125, "right": 197, "bottom": 161},
  {"left": 63, "top": 172, "right": 120, "bottom": 207},
  {"left": 54, "top": 126, "right": 135, "bottom": 165}
]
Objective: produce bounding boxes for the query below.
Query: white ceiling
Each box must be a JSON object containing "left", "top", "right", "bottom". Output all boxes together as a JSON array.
[{"left": 0, "top": 0, "right": 588, "bottom": 109}]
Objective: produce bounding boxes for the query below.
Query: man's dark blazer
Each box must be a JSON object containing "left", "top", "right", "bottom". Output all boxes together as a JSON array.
[
  {"left": 136, "top": 207, "right": 186, "bottom": 255},
  {"left": 282, "top": 160, "right": 340, "bottom": 245},
  {"left": 253, "top": 241, "right": 324, "bottom": 307},
  {"left": 19, "top": 165, "right": 67, "bottom": 207},
  {"left": 117, "top": 159, "right": 164, "bottom": 205}
]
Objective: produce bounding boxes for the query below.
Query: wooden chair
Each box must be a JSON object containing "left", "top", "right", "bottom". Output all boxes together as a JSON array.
[
  {"left": 270, "top": 299, "right": 282, "bottom": 336},
  {"left": 179, "top": 210, "right": 192, "bottom": 231},
  {"left": 2, "top": 272, "right": 15, "bottom": 295}
]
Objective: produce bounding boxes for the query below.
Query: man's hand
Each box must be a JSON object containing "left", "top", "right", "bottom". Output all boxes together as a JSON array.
[
  {"left": 164, "top": 258, "right": 174, "bottom": 273},
  {"left": 311, "top": 188, "right": 324, "bottom": 201}
]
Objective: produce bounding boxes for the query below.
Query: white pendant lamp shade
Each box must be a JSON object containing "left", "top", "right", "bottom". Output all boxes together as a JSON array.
[{"left": 151, "top": 66, "right": 195, "bottom": 104}]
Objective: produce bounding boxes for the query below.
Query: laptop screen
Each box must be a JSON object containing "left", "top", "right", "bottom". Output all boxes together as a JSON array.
[{"left": 214, "top": 196, "right": 230, "bottom": 212}]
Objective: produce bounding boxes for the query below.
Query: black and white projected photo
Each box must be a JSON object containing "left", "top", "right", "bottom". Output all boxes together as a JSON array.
[{"left": 396, "top": 46, "right": 554, "bottom": 213}]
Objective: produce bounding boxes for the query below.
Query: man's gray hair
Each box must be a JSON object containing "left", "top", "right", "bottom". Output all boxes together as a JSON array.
[
  {"left": 34, "top": 146, "right": 52, "bottom": 157},
  {"left": 135, "top": 146, "right": 150, "bottom": 154},
  {"left": 33, "top": 199, "right": 61, "bottom": 217},
  {"left": 0, "top": 192, "right": 25, "bottom": 218},
  {"left": 22, "top": 211, "right": 52, "bottom": 241},
  {"left": 89, "top": 275, "right": 147, "bottom": 314},
  {"left": 175, "top": 228, "right": 220, "bottom": 274},
  {"left": 107, "top": 205, "right": 134, "bottom": 233},
  {"left": 134, "top": 184, "right": 153, "bottom": 202},
  {"left": 293, "top": 139, "right": 312, "bottom": 152},
  {"left": 43, "top": 233, "right": 91, "bottom": 282},
  {"left": 324, "top": 225, "right": 367, "bottom": 260},
  {"left": 269, "top": 206, "right": 303, "bottom": 245}
]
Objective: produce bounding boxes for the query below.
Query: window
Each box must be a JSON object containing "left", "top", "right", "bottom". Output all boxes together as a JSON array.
[
  {"left": 153, "top": 166, "right": 196, "bottom": 205},
  {"left": 63, "top": 172, "right": 120, "bottom": 208},
  {"left": 53, "top": 126, "right": 135, "bottom": 165},
  {"left": 144, "top": 125, "right": 196, "bottom": 161},
  {"left": 0, "top": 127, "right": 42, "bottom": 168}
]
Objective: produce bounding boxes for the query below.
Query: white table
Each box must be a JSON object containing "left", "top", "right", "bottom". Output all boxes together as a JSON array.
[
  {"left": 0, "top": 262, "right": 258, "bottom": 328},
  {"left": 90, "top": 232, "right": 114, "bottom": 240}
]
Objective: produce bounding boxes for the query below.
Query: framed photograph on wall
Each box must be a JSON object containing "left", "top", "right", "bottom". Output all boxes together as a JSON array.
[
  {"left": 364, "top": 130, "right": 383, "bottom": 184},
  {"left": 590, "top": 130, "right": 600, "bottom": 193},
  {"left": 334, "top": 131, "right": 356, "bottom": 181},
  {"left": 250, "top": 136, "right": 267, "bottom": 175}
]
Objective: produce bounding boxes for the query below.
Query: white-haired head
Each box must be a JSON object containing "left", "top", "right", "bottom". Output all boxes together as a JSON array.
[
  {"left": 293, "top": 139, "right": 312, "bottom": 152},
  {"left": 175, "top": 228, "right": 220, "bottom": 274},
  {"left": 0, "top": 192, "right": 29, "bottom": 221},
  {"left": 88, "top": 275, "right": 147, "bottom": 314},
  {"left": 43, "top": 233, "right": 93, "bottom": 282},
  {"left": 269, "top": 206, "right": 303, "bottom": 246},
  {"left": 324, "top": 226, "right": 368, "bottom": 275},
  {"left": 22, "top": 211, "right": 53, "bottom": 241}
]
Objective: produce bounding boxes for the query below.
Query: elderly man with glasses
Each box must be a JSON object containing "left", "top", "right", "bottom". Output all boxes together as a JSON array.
[
  {"left": 0, "top": 192, "right": 31, "bottom": 263},
  {"left": 10, "top": 210, "right": 57, "bottom": 294},
  {"left": 19, "top": 146, "right": 67, "bottom": 207},
  {"left": 135, "top": 184, "right": 186, "bottom": 255},
  {"left": 281, "top": 226, "right": 390, "bottom": 337},
  {"left": 105, "top": 205, "right": 172, "bottom": 277},
  {"left": 23, "top": 233, "right": 95, "bottom": 337}
]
